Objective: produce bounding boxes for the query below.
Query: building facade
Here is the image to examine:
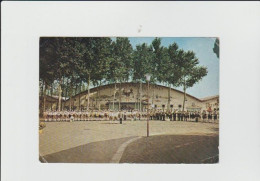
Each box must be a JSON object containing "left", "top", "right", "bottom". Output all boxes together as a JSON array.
[{"left": 63, "top": 82, "right": 219, "bottom": 112}]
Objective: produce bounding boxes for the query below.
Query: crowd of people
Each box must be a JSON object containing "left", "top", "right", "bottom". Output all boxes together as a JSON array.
[{"left": 42, "top": 109, "right": 219, "bottom": 123}]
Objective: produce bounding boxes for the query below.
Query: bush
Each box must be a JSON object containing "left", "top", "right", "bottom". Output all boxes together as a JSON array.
[{"left": 39, "top": 122, "right": 46, "bottom": 130}]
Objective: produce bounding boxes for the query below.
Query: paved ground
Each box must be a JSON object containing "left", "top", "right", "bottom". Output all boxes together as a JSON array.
[
  {"left": 42, "top": 137, "right": 137, "bottom": 163},
  {"left": 120, "top": 134, "right": 218, "bottom": 163},
  {"left": 39, "top": 121, "right": 219, "bottom": 163}
]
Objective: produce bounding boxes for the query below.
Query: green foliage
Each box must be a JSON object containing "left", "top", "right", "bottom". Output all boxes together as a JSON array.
[
  {"left": 40, "top": 37, "right": 208, "bottom": 111},
  {"left": 213, "top": 38, "right": 219, "bottom": 58},
  {"left": 152, "top": 38, "right": 165, "bottom": 82},
  {"left": 176, "top": 50, "right": 208, "bottom": 89},
  {"left": 133, "top": 43, "right": 155, "bottom": 83},
  {"left": 107, "top": 38, "right": 133, "bottom": 83}
]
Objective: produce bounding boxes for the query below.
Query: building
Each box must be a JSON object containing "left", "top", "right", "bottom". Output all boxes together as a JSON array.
[
  {"left": 39, "top": 95, "right": 67, "bottom": 111},
  {"left": 62, "top": 82, "right": 219, "bottom": 112}
]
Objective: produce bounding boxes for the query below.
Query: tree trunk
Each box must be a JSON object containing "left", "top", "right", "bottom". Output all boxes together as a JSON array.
[
  {"left": 135, "top": 82, "right": 138, "bottom": 110},
  {"left": 69, "top": 80, "right": 72, "bottom": 111},
  {"left": 65, "top": 79, "right": 68, "bottom": 110},
  {"left": 97, "top": 81, "right": 101, "bottom": 110},
  {"left": 95, "top": 85, "right": 98, "bottom": 109},
  {"left": 50, "top": 84, "right": 53, "bottom": 111},
  {"left": 78, "top": 86, "right": 81, "bottom": 111},
  {"left": 119, "top": 82, "right": 122, "bottom": 111},
  {"left": 58, "top": 79, "right": 62, "bottom": 112},
  {"left": 167, "top": 84, "right": 171, "bottom": 111},
  {"left": 61, "top": 77, "right": 65, "bottom": 111},
  {"left": 182, "top": 79, "right": 186, "bottom": 112},
  {"left": 140, "top": 81, "right": 142, "bottom": 112},
  {"left": 152, "top": 84, "right": 154, "bottom": 107},
  {"left": 113, "top": 83, "right": 116, "bottom": 111},
  {"left": 43, "top": 81, "right": 46, "bottom": 112},
  {"left": 39, "top": 81, "right": 44, "bottom": 117},
  {"left": 87, "top": 74, "right": 90, "bottom": 111}
]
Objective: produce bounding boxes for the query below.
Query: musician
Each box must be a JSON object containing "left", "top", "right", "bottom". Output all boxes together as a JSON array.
[
  {"left": 180, "top": 111, "right": 183, "bottom": 121},
  {"left": 173, "top": 111, "right": 176, "bottom": 121},
  {"left": 195, "top": 112, "right": 199, "bottom": 122},
  {"left": 202, "top": 110, "right": 207, "bottom": 122},
  {"left": 124, "top": 112, "right": 127, "bottom": 121},
  {"left": 213, "top": 111, "right": 217, "bottom": 122},
  {"left": 184, "top": 111, "right": 188, "bottom": 121}
]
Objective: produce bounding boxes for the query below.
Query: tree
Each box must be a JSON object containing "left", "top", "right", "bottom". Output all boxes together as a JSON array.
[
  {"left": 165, "top": 43, "right": 182, "bottom": 111},
  {"left": 91, "top": 38, "right": 112, "bottom": 110},
  {"left": 176, "top": 50, "right": 208, "bottom": 111},
  {"left": 213, "top": 38, "right": 219, "bottom": 58},
  {"left": 107, "top": 38, "right": 133, "bottom": 111},
  {"left": 39, "top": 38, "right": 58, "bottom": 114},
  {"left": 133, "top": 43, "right": 155, "bottom": 111},
  {"left": 152, "top": 38, "right": 165, "bottom": 83}
]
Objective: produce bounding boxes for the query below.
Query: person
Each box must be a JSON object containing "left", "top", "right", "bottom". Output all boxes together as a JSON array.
[
  {"left": 70, "top": 111, "right": 74, "bottom": 122},
  {"left": 195, "top": 112, "right": 199, "bottom": 122},
  {"left": 173, "top": 110, "right": 176, "bottom": 121},
  {"left": 150, "top": 111, "right": 153, "bottom": 120},
  {"left": 180, "top": 111, "right": 183, "bottom": 121},
  {"left": 184, "top": 111, "right": 186, "bottom": 121},
  {"left": 213, "top": 111, "right": 217, "bottom": 123},
  {"left": 162, "top": 111, "right": 166, "bottom": 121},
  {"left": 202, "top": 110, "right": 207, "bottom": 122},
  {"left": 208, "top": 112, "right": 211, "bottom": 122},
  {"left": 169, "top": 111, "right": 172, "bottom": 121},
  {"left": 124, "top": 111, "right": 127, "bottom": 121},
  {"left": 119, "top": 112, "right": 123, "bottom": 124},
  {"left": 177, "top": 111, "right": 180, "bottom": 121}
]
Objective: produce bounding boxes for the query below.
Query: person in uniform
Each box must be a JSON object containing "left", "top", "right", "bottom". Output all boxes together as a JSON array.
[
  {"left": 173, "top": 110, "right": 176, "bottom": 121},
  {"left": 202, "top": 110, "right": 207, "bottom": 122},
  {"left": 208, "top": 112, "right": 211, "bottom": 122},
  {"left": 124, "top": 111, "right": 127, "bottom": 121},
  {"left": 195, "top": 111, "right": 199, "bottom": 122},
  {"left": 168, "top": 111, "right": 172, "bottom": 121},
  {"left": 180, "top": 111, "right": 183, "bottom": 121},
  {"left": 191, "top": 111, "right": 194, "bottom": 122},
  {"left": 185, "top": 111, "right": 188, "bottom": 121},
  {"left": 162, "top": 111, "right": 165, "bottom": 121},
  {"left": 213, "top": 111, "right": 217, "bottom": 123}
]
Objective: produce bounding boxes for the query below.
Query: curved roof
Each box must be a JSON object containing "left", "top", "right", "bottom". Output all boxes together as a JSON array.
[
  {"left": 72, "top": 82, "right": 217, "bottom": 102},
  {"left": 200, "top": 95, "right": 219, "bottom": 101}
]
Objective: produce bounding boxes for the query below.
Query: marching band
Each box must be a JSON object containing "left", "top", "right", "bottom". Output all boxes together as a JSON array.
[{"left": 43, "top": 109, "right": 219, "bottom": 123}]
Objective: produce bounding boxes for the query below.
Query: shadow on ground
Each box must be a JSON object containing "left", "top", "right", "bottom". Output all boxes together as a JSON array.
[
  {"left": 120, "top": 134, "right": 219, "bottom": 164},
  {"left": 41, "top": 136, "right": 136, "bottom": 163},
  {"left": 40, "top": 134, "right": 219, "bottom": 164}
]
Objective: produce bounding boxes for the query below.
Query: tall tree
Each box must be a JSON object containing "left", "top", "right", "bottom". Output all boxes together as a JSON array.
[
  {"left": 39, "top": 38, "right": 58, "bottom": 114},
  {"left": 164, "top": 43, "right": 182, "bottom": 111},
  {"left": 133, "top": 43, "right": 155, "bottom": 111},
  {"left": 107, "top": 38, "right": 133, "bottom": 111},
  {"left": 176, "top": 50, "right": 208, "bottom": 111},
  {"left": 213, "top": 38, "right": 219, "bottom": 58}
]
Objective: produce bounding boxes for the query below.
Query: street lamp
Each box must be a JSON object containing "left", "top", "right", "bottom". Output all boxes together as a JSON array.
[{"left": 145, "top": 73, "right": 151, "bottom": 137}]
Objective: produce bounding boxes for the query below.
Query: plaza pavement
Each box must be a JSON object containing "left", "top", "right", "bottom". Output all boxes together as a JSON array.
[
  {"left": 39, "top": 121, "right": 219, "bottom": 163},
  {"left": 120, "top": 134, "right": 219, "bottom": 163}
]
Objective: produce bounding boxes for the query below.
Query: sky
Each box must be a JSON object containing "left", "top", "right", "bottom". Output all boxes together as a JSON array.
[{"left": 112, "top": 37, "right": 219, "bottom": 99}]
